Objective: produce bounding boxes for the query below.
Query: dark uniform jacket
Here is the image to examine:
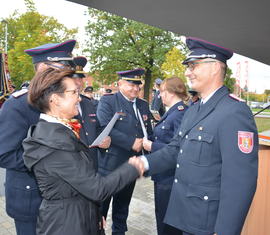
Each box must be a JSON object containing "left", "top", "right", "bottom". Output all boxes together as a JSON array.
[
  {"left": 76, "top": 95, "right": 101, "bottom": 169},
  {"left": 0, "top": 91, "right": 42, "bottom": 221},
  {"left": 151, "top": 90, "right": 165, "bottom": 116},
  {"left": 22, "top": 120, "right": 139, "bottom": 235},
  {"left": 150, "top": 101, "right": 187, "bottom": 183},
  {"left": 97, "top": 92, "right": 152, "bottom": 174},
  {"left": 146, "top": 86, "right": 258, "bottom": 235}
]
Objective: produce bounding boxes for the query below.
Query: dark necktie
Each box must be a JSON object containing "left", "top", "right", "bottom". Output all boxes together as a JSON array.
[{"left": 129, "top": 101, "right": 138, "bottom": 119}]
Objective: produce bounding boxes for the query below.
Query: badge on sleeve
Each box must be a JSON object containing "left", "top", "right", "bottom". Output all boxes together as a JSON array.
[
  {"left": 238, "top": 131, "right": 254, "bottom": 154},
  {"left": 143, "top": 114, "right": 148, "bottom": 121}
]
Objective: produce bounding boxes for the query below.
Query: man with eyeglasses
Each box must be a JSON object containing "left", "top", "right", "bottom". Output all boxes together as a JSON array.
[
  {"left": 0, "top": 39, "right": 77, "bottom": 235},
  {"left": 72, "top": 56, "right": 111, "bottom": 171},
  {"left": 138, "top": 37, "right": 258, "bottom": 235}
]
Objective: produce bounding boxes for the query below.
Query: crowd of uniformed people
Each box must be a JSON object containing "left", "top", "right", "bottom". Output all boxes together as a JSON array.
[{"left": 0, "top": 37, "right": 258, "bottom": 235}]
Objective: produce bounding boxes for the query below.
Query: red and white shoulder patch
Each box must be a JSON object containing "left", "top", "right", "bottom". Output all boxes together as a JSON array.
[
  {"left": 229, "top": 94, "right": 245, "bottom": 102},
  {"left": 238, "top": 131, "right": 254, "bottom": 154}
]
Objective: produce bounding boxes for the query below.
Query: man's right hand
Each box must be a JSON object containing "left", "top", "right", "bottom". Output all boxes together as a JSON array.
[
  {"left": 132, "top": 138, "right": 143, "bottom": 152},
  {"left": 128, "top": 156, "right": 145, "bottom": 176}
]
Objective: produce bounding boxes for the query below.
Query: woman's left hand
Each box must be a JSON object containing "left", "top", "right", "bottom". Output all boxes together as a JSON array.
[{"left": 98, "top": 136, "right": 111, "bottom": 149}]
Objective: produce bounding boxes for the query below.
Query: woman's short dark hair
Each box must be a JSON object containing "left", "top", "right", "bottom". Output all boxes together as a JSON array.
[
  {"left": 161, "top": 77, "right": 188, "bottom": 101},
  {"left": 28, "top": 68, "right": 75, "bottom": 113}
]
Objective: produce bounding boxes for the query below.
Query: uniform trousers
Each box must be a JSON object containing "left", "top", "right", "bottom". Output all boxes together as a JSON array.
[
  {"left": 14, "top": 220, "right": 36, "bottom": 235},
  {"left": 102, "top": 180, "right": 136, "bottom": 235},
  {"left": 154, "top": 181, "right": 182, "bottom": 235}
]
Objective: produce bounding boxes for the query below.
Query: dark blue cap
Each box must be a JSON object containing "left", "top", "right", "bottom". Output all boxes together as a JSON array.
[
  {"left": 155, "top": 78, "right": 163, "bottom": 85},
  {"left": 117, "top": 68, "right": 145, "bottom": 84},
  {"left": 24, "top": 39, "right": 76, "bottom": 64},
  {"left": 182, "top": 37, "right": 233, "bottom": 64},
  {"left": 73, "top": 56, "right": 87, "bottom": 78}
]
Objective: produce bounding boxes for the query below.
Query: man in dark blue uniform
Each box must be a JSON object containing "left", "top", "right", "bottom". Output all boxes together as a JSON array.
[
  {"left": 140, "top": 37, "right": 258, "bottom": 235},
  {"left": 97, "top": 68, "right": 153, "bottom": 235},
  {"left": 151, "top": 78, "right": 165, "bottom": 119},
  {"left": 73, "top": 56, "right": 110, "bottom": 169},
  {"left": 0, "top": 39, "right": 77, "bottom": 235},
  {"left": 84, "top": 86, "right": 99, "bottom": 108}
]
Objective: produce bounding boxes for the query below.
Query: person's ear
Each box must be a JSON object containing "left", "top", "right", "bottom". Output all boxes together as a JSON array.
[{"left": 50, "top": 93, "right": 61, "bottom": 106}]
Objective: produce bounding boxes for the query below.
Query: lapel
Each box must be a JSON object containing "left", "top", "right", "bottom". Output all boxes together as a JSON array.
[{"left": 183, "top": 86, "right": 229, "bottom": 135}]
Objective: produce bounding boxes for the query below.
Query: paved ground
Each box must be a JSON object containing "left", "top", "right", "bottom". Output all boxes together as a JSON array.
[{"left": 0, "top": 177, "right": 157, "bottom": 235}]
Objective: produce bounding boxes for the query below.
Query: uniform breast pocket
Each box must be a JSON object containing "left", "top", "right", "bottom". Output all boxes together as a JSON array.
[{"left": 185, "top": 132, "right": 214, "bottom": 165}]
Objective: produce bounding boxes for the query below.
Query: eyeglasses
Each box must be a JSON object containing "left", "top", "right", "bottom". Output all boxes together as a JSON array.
[
  {"left": 185, "top": 61, "right": 216, "bottom": 71},
  {"left": 63, "top": 89, "right": 80, "bottom": 97}
]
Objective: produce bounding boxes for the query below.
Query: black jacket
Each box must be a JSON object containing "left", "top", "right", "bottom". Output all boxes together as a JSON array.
[{"left": 23, "top": 120, "right": 139, "bottom": 235}]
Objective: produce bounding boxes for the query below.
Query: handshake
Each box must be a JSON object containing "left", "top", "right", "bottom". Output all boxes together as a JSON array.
[{"left": 128, "top": 156, "right": 146, "bottom": 177}]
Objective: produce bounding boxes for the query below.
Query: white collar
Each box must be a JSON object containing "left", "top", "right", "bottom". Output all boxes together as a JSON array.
[
  {"left": 120, "top": 91, "right": 137, "bottom": 103},
  {"left": 201, "top": 86, "right": 222, "bottom": 104},
  {"left": 39, "top": 113, "right": 71, "bottom": 129}
]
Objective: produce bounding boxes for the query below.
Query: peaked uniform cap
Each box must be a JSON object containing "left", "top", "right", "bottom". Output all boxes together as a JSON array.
[
  {"left": 155, "top": 78, "right": 163, "bottom": 85},
  {"left": 183, "top": 37, "right": 233, "bottom": 64},
  {"left": 117, "top": 68, "right": 145, "bottom": 84},
  {"left": 73, "top": 56, "right": 88, "bottom": 78},
  {"left": 24, "top": 39, "right": 76, "bottom": 64}
]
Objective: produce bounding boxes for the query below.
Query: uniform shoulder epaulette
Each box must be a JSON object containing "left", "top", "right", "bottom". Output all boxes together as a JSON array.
[
  {"left": 229, "top": 93, "right": 245, "bottom": 102},
  {"left": 12, "top": 89, "right": 28, "bottom": 98}
]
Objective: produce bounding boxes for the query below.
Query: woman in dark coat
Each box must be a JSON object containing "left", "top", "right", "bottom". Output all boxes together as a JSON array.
[
  {"left": 22, "top": 68, "right": 143, "bottom": 235},
  {"left": 143, "top": 77, "right": 188, "bottom": 235}
]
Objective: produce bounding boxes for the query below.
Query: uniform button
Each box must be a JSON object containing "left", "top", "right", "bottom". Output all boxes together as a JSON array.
[
  {"left": 136, "top": 134, "right": 137, "bottom": 137},
  {"left": 162, "top": 126, "right": 165, "bottom": 129},
  {"left": 185, "top": 135, "right": 188, "bottom": 139},
  {"left": 86, "top": 132, "right": 88, "bottom": 136},
  {"left": 179, "top": 131, "right": 182, "bottom": 136},
  {"left": 199, "top": 126, "right": 203, "bottom": 131},
  {"left": 163, "top": 120, "right": 165, "bottom": 123},
  {"left": 198, "top": 135, "right": 202, "bottom": 140},
  {"left": 176, "top": 164, "right": 180, "bottom": 168},
  {"left": 174, "top": 179, "right": 178, "bottom": 183},
  {"left": 204, "top": 195, "right": 209, "bottom": 201},
  {"left": 120, "top": 118, "right": 123, "bottom": 120},
  {"left": 26, "top": 185, "right": 31, "bottom": 189},
  {"left": 106, "top": 150, "right": 109, "bottom": 153},
  {"left": 180, "top": 149, "right": 183, "bottom": 154},
  {"left": 155, "top": 136, "right": 158, "bottom": 140}
]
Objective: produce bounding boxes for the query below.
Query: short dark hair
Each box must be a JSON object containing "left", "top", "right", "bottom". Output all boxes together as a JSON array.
[{"left": 28, "top": 68, "right": 75, "bottom": 113}]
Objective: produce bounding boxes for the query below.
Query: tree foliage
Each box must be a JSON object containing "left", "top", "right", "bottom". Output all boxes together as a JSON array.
[
  {"left": 84, "top": 8, "right": 181, "bottom": 100},
  {"left": 224, "top": 67, "right": 236, "bottom": 93},
  {"left": 0, "top": 0, "right": 77, "bottom": 88},
  {"left": 161, "top": 47, "right": 186, "bottom": 82}
]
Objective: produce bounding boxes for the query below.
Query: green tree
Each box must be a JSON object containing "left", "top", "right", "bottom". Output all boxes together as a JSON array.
[
  {"left": 0, "top": 0, "right": 77, "bottom": 88},
  {"left": 161, "top": 47, "right": 186, "bottom": 82},
  {"left": 264, "top": 89, "right": 270, "bottom": 96},
  {"left": 84, "top": 8, "right": 180, "bottom": 100},
  {"left": 224, "top": 67, "right": 236, "bottom": 93}
]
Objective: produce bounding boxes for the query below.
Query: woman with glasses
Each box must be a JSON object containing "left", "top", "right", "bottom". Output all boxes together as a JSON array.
[
  {"left": 22, "top": 68, "right": 144, "bottom": 235},
  {"left": 143, "top": 77, "right": 188, "bottom": 235}
]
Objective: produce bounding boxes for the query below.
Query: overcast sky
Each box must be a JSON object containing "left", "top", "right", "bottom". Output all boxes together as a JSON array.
[{"left": 1, "top": 0, "right": 270, "bottom": 94}]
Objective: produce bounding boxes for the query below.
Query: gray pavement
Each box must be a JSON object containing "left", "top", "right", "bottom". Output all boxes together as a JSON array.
[{"left": 0, "top": 177, "right": 157, "bottom": 235}]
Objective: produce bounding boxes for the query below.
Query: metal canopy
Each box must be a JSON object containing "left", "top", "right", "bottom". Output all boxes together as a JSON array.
[{"left": 67, "top": 0, "right": 270, "bottom": 65}]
